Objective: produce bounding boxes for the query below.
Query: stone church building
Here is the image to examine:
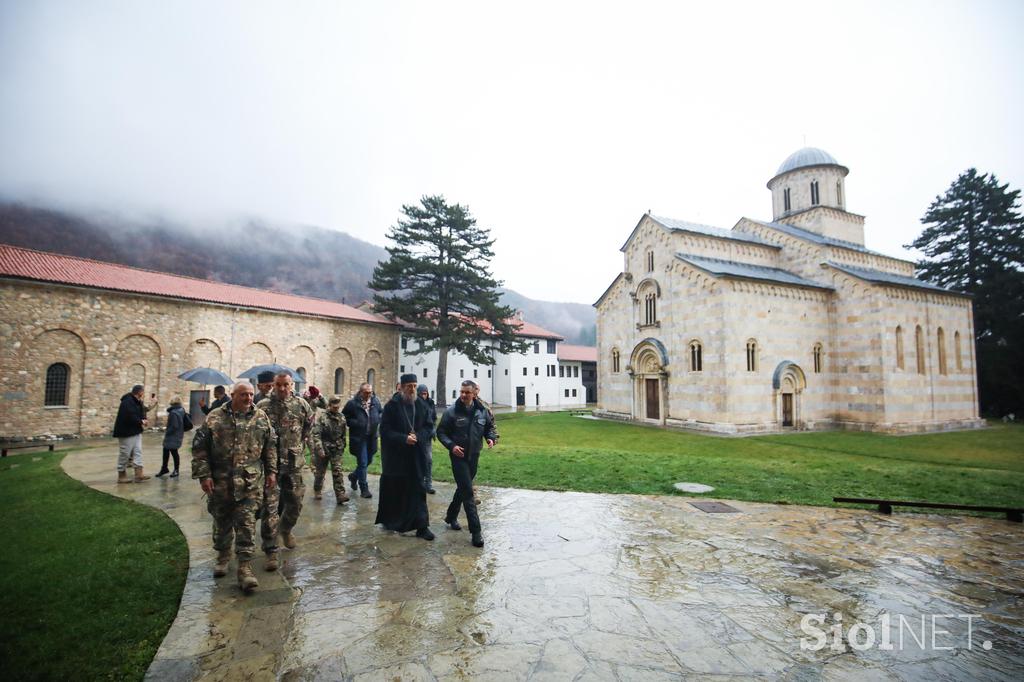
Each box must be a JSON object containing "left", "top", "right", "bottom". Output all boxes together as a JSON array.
[
  {"left": 0, "top": 245, "right": 399, "bottom": 439},
  {"left": 595, "top": 148, "right": 983, "bottom": 434}
]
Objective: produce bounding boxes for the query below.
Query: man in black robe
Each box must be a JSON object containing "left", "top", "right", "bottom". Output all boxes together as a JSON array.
[{"left": 375, "top": 373, "right": 435, "bottom": 540}]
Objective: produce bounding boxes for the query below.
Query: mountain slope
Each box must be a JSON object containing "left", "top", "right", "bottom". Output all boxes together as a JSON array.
[{"left": 0, "top": 202, "right": 597, "bottom": 343}]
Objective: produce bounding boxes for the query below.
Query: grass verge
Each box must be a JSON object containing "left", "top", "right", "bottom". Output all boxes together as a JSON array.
[
  {"left": 0, "top": 450, "right": 188, "bottom": 681},
  {"left": 420, "top": 412, "right": 1024, "bottom": 511}
]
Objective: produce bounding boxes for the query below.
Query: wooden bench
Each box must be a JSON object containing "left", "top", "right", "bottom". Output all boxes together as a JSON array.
[
  {"left": 1, "top": 442, "right": 57, "bottom": 457},
  {"left": 834, "top": 497, "right": 1023, "bottom": 523}
]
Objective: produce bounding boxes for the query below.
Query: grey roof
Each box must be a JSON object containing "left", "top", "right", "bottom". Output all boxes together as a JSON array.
[
  {"left": 776, "top": 147, "right": 842, "bottom": 175},
  {"left": 745, "top": 218, "right": 897, "bottom": 258},
  {"left": 676, "top": 253, "right": 832, "bottom": 290},
  {"left": 825, "top": 262, "right": 969, "bottom": 297},
  {"left": 649, "top": 214, "right": 776, "bottom": 247}
]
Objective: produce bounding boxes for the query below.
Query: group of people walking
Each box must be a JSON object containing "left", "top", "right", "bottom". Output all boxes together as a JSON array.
[{"left": 119, "top": 369, "right": 498, "bottom": 593}]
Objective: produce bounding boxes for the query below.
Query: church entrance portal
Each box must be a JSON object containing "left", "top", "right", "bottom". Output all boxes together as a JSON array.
[
  {"left": 782, "top": 393, "right": 794, "bottom": 427},
  {"left": 645, "top": 379, "right": 660, "bottom": 420}
]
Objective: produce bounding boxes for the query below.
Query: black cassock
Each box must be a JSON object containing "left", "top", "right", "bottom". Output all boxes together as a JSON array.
[{"left": 375, "top": 394, "right": 434, "bottom": 532}]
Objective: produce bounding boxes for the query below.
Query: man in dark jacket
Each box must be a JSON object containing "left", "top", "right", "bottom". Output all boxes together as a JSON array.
[
  {"left": 375, "top": 374, "right": 435, "bottom": 540},
  {"left": 342, "top": 382, "right": 382, "bottom": 498},
  {"left": 417, "top": 384, "right": 437, "bottom": 494},
  {"left": 113, "top": 384, "right": 150, "bottom": 483},
  {"left": 436, "top": 380, "right": 498, "bottom": 548},
  {"left": 199, "top": 385, "right": 229, "bottom": 415}
]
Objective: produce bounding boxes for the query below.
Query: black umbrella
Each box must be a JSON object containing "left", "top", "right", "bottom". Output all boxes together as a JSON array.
[{"left": 178, "top": 367, "right": 234, "bottom": 385}]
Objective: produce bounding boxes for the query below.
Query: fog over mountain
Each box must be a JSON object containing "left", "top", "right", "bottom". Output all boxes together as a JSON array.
[{"left": 0, "top": 201, "right": 596, "bottom": 344}]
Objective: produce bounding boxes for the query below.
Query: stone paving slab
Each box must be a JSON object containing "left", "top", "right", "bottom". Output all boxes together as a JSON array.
[{"left": 62, "top": 436, "right": 1024, "bottom": 680}]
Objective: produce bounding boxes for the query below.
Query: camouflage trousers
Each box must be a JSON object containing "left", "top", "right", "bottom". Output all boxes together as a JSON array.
[
  {"left": 209, "top": 491, "right": 263, "bottom": 560},
  {"left": 260, "top": 471, "right": 305, "bottom": 553},
  {"left": 313, "top": 452, "right": 346, "bottom": 496}
]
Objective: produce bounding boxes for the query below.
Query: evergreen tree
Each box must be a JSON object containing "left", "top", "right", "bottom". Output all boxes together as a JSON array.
[
  {"left": 908, "top": 169, "right": 1024, "bottom": 415},
  {"left": 370, "top": 195, "right": 530, "bottom": 406}
]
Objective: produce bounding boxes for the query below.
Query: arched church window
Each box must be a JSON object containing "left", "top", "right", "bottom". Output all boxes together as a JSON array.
[
  {"left": 643, "top": 292, "right": 658, "bottom": 326},
  {"left": 915, "top": 325, "right": 926, "bottom": 375},
  {"left": 646, "top": 250, "right": 654, "bottom": 272},
  {"left": 836, "top": 181, "right": 843, "bottom": 208},
  {"left": 45, "top": 362, "right": 70, "bottom": 407},
  {"left": 937, "top": 328, "right": 947, "bottom": 375},
  {"left": 611, "top": 348, "right": 620, "bottom": 373},
  {"left": 810, "top": 180, "right": 820, "bottom": 205},
  {"left": 366, "top": 368, "right": 375, "bottom": 387},
  {"left": 783, "top": 188, "right": 791, "bottom": 212},
  {"left": 954, "top": 331, "right": 962, "bottom": 371},
  {"left": 295, "top": 367, "right": 306, "bottom": 391},
  {"left": 812, "top": 343, "right": 823, "bottom": 374},
  {"left": 895, "top": 326, "right": 905, "bottom": 370},
  {"left": 334, "top": 368, "right": 345, "bottom": 395},
  {"left": 689, "top": 341, "right": 703, "bottom": 372},
  {"left": 745, "top": 340, "right": 758, "bottom": 372}
]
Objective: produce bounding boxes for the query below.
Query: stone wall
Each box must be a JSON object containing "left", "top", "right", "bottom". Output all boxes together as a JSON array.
[{"left": 0, "top": 280, "right": 399, "bottom": 439}]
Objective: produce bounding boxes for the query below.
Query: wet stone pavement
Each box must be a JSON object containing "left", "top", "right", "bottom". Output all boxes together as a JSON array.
[{"left": 63, "top": 437, "right": 1023, "bottom": 681}]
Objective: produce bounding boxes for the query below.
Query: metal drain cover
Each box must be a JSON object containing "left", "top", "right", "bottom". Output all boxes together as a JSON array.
[{"left": 689, "top": 501, "right": 740, "bottom": 514}]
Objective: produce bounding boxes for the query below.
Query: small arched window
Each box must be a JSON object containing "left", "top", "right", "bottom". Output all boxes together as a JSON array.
[
  {"left": 295, "top": 367, "right": 306, "bottom": 390},
  {"left": 937, "top": 327, "right": 947, "bottom": 375},
  {"left": 366, "top": 368, "right": 375, "bottom": 387},
  {"left": 45, "top": 362, "right": 70, "bottom": 407},
  {"left": 810, "top": 180, "right": 820, "bottom": 205},
  {"left": 643, "top": 292, "right": 658, "bottom": 326},
  {"left": 895, "top": 326, "right": 905, "bottom": 370},
  {"left": 954, "top": 331, "right": 963, "bottom": 371},
  {"left": 745, "top": 340, "right": 758, "bottom": 372},
  {"left": 689, "top": 341, "right": 703, "bottom": 372},
  {"left": 836, "top": 181, "right": 843, "bottom": 208},
  {"left": 915, "top": 325, "right": 926, "bottom": 375},
  {"left": 611, "top": 348, "right": 620, "bottom": 373},
  {"left": 334, "top": 368, "right": 345, "bottom": 395},
  {"left": 783, "top": 187, "right": 791, "bottom": 212},
  {"left": 812, "top": 343, "right": 823, "bottom": 374},
  {"left": 646, "top": 250, "right": 654, "bottom": 272}
]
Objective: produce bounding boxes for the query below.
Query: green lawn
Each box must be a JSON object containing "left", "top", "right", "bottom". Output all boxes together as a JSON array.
[
  {"left": 421, "top": 412, "right": 1024, "bottom": 510},
  {"left": 0, "top": 451, "right": 188, "bottom": 682}
]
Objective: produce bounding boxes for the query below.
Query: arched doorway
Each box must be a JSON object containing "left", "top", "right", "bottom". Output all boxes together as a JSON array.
[
  {"left": 772, "top": 361, "right": 807, "bottom": 429},
  {"left": 629, "top": 338, "right": 669, "bottom": 425}
]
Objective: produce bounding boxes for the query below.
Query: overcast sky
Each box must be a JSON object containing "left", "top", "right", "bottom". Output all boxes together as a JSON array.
[{"left": 1, "top": 0, "right": 1021, "bottom": 304}]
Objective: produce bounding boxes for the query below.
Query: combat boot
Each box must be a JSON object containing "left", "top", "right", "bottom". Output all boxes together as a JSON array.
[
  {"left": 282, "top": 531, "right": 297, "bottom": 549},
  {"left": 237, "top": 561, "right": 258, "bottom": 593},
  {"left": 117, "top": 470, "right": 131, "bottom": 484},
  {"left": 133, "top": 466, "right": 151, "bottom": 482},
  {"left": 265, "top": 551, "right": 279, "bottom": 572},
  {"left": 337, "top": 489, "right": 350, "bottom": 503},
  {"left": 213, "top": 550, "right": 231, "bottom": 577}
]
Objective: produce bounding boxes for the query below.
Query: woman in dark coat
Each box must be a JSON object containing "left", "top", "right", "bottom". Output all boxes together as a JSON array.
[
  {"left": 157, "top": 396, "right": 189, "bottom": 477},
  {"left": 374, "top": 374, "right": 435, "bottom": 539}
]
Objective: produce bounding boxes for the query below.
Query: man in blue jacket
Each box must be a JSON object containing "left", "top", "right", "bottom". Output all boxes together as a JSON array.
[
  {"left": 436, "top": 379, "right": 498, "bottom": 548},
  {"left": 342, "top": 382, "right": 382, "bottom": 498}
]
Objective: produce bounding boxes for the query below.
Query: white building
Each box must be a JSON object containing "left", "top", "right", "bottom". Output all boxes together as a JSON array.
[
  {"left": 399, "top": 318, "right": 570, "bottom": 407},
  {"left": 558, "top": 344, "right": 598, "bottom": 405}
]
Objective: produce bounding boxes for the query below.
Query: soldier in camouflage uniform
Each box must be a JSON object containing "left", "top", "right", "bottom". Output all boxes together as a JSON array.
[
  {"left": 312, "top": 395, "right": 350, "bottom": 503},
  {"left": 191, "top": 381, "right": 277, "bottom": 593},
  {"left": 257, "top": 371, "right": 312, "bottom": 570}
]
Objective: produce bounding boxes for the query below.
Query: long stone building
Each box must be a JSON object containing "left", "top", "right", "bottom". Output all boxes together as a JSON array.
[
  {"left": 595, "top": 147, "right": 983, "bottom": 434},
  {"left": 0, "top": 245, "right": 399, "bottom": 439}
]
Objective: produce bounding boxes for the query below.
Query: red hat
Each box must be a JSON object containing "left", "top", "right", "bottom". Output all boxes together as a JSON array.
[{"left": 308, "top": 385, "right": 320, "bottom": 398}]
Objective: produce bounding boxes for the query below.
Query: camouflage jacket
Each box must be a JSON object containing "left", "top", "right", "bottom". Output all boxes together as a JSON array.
[
  {"left": 191, "top": 404, "right": 277, "bottom": 500},
  {"left": 312, "top": 409, "right": 347, "bottom": 459},
  {"left": 257, "top": 394, "right": 312, "bottom": 474},
  {"left": 306, "top": 395, "right": 328, "bottom": 412}
]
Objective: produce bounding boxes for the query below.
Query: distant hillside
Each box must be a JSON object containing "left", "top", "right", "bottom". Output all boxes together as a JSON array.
[{"left": 0, "top": 202, "right": 597, "bottom": 343}]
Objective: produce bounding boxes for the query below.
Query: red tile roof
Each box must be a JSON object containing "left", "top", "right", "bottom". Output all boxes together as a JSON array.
[
  {"left": 558, "top": 344, "right": 598, "bottom": 362},
  {"left": 0, "top": 244, "right": 395, "bottom": 326}
]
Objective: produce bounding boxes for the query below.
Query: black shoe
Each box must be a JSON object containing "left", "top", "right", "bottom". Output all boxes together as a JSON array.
[
  {"left": 471, "top": 533, "right": 484, "bottom": 548},
  {"left": 416, "top": 528, "right": 435, "bottom": 541},
  {"left": 169, "top": 470, "right": 179, "bottom": 478},
  {"left": 427, "top": 488, "right": 436, "bottom": 495},
  {"left": 360, "top": 490, "right": 373, "bottom": 499},
  {"left": 348, "top": 473, "right": 357, "bottom": 491},
  {"left": 155, "top": 469, "right": 168, "bottom": 478},
  {"left": 445, "top": 517, "right": 462, "bottom": 531}
]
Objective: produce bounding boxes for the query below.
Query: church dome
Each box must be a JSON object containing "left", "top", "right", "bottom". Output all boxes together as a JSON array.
[{"left": 775, "top": 147, "right": 841, "bottom": 175}]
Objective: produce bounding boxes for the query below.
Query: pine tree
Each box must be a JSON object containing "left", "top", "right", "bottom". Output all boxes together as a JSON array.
[
  {"left": 369, "top": 195, "right": 531, "bottom": 406},
  {"left": 908, "top": 169, "right": 1024, "bottom": 415}
]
